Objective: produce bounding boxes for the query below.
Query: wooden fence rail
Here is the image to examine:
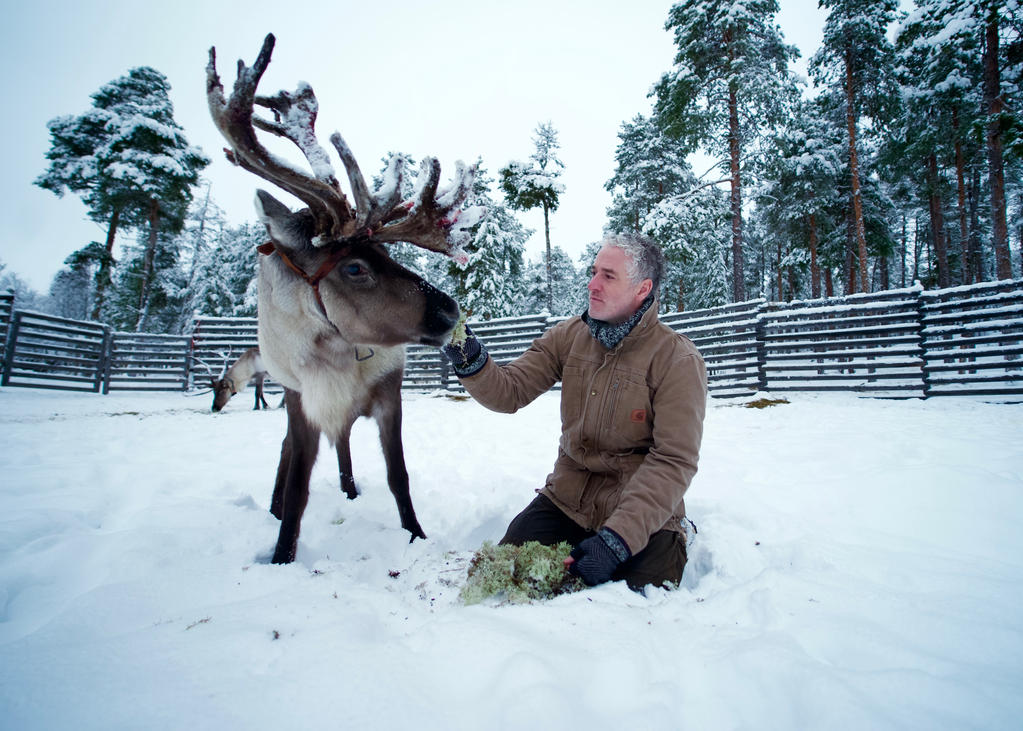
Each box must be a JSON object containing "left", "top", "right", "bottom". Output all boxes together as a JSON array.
[{"left": 3, "top": 278, "right": 1023, "bottom": 400}]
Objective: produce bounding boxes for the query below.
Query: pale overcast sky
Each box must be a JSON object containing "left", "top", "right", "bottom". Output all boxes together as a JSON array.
[{"left": 0, "top": 0, "right": 829, "bottom": 293}]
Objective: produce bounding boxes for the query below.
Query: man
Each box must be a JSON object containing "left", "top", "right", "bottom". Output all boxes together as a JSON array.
[{"left": 442, "top": 233, "right": 707, "bottom": 590}]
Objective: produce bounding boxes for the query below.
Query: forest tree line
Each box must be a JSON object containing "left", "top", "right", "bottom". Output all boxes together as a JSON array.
[{"left": 6, "top": 0, "right": 1022, "bottom": 333}]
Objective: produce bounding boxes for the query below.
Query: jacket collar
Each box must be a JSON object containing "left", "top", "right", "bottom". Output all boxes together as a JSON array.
[{"left": 582, "top": 295, "right": 657, "bottom": 350}]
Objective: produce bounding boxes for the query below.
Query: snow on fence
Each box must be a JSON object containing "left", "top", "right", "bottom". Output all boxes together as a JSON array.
[
  {"left": 920, "top": 280, "right": 1023, "bottom": 397},
  {"left": 107, "top": 332, "right": 192, "bottom": 392},
  {"left": 757, "top": 288, "right": 927, "bottom": 398},
  {"left": 0, "top": 291, "right": 14, "bottom": 355},
  {"left": 2, "top": 279, "right": 1023, "bottom": 399},
  {"left": 661, "top": 299, "right": 764, "bottom": 398},
  {"left": 1, "top": 310, "right": 111, "bottom": 392}
]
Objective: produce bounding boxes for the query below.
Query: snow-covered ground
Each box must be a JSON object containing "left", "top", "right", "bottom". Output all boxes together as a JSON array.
[{"left": 1, "top": 387, "right": 1021, "bottom": 729}]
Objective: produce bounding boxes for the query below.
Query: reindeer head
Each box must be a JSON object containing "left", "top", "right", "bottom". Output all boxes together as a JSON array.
[
  {"left": 206, "top": 34, "right": 479, "bottom": 360},
  {"left": 210, "top": 376, "right": 235, "bottom": 412}
]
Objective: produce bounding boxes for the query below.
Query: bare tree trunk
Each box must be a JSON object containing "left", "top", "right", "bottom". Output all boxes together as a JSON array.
[
  {"left": 953, "top": 107, "right": 971, "bottom": 284},
  {"left": 808, "top": 213, "right": 821, "bottom": 299},
  {"left": 136, "top": 198, "right": 160, "bottom": 332},
  {"left": 542, "top": 203, "right": 552, "bottom": 313},
  {"left": 728, "top": 84, "right": 745, "bottom": 302},
  {"left": 969, "top": 164, "right": 984, "bottom": 280},
  {"left": 927, "top": 154, "right": 950, "bottom": 288},
  {"left": 912, "top": 216, "right": 922, "bottom": 284},
  {"left": 825, "top": 267, "right": 834, "bottom": 297},
  {"left": 845, "top": 46, "right": 869, "bottom": 293},
  {"left": 845, "top": 202, "right": 856, "bottom": 295},
  {"left": 983, "top": 10, "right": 1012, "bottom": 279},
  {"left": 188, "top": 182, "right": 213, "bottom": 287},
  {"left": 776, "top": 242, "right": 783, "bottom": 301},
  {"left": 900, "top": 214, "right": 907, "bottom": 288},
  {"left": 676, "top": 275, "right": 685, "bottom": 312},
  {"left": 91, "top": 207, "right": 120, "bottom": 321}
]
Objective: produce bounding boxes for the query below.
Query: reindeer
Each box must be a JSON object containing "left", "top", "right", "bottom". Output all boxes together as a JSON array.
[
  {"left": 207, "top": 34, "right": 479, "bottom": 564},
  {"left": 210, "top": 347, "right": 271, "bottom": 412}
]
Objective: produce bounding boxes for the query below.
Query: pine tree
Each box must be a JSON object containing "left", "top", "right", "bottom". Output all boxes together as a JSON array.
[
  {"left": 452, "top": 162, "right": 530, "bottom": 320},
  {"left": 107, "top": 228, "right": 186, "bottom": 332},
  {"left": 811, "top": 0, "right": 903, "bottom": 293},
  {"left": 605, "top": 114, "right": 696, "bottom": 235},
  {"left": 645, "top": 184, "right": 732, "bottom": 310},
  {"left": 36, "top": 67, "right": 209, "bottom": 325},
  {"left": 500, "top": 122, "right": 565, "bottom": 313},
  {"left": 655, "top": 0, "right": 799, "bottom": 303},
  {"left": 891, "top": 0, "right": 987, "bottom": 286},
  {"left": 757, "top": 97, "right": 846, "bottom": 299},
  {"left": 978, "top": 0, "right": 1021, "bottom": 279},
  {"left": 48, "top": 264, "right": 93, "bottom": 321}
]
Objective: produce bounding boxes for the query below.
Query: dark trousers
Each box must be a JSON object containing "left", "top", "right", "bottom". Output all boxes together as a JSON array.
[{"left": 499, "top": 494, "right": 687, "bottom": 590}]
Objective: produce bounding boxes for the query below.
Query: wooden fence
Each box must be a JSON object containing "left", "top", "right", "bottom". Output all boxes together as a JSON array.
[{"left": 3, "top": 278, "right": 1023, "bottom": 399}]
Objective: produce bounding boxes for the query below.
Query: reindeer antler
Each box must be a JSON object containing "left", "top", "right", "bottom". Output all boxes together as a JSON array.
[{"left": 207, "top": 33, "right": 479, "bottom": 258}]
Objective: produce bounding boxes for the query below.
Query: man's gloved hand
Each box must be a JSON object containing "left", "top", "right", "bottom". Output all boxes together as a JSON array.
[
  {"left": 441, "top": 324, "right": 488, "bottom": 377},
  {"left": 441, "top": 324, "right": 481, "bottom": 367},
  {"left": 567, "top": 527, "right": 632, "bottom": 586}
]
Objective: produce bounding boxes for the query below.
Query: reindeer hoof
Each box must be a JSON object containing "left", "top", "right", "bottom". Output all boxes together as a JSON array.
[
  {"left": 271, "top": 547, "right": 295, "bottom": 564},
  {"left": 340, "top": 479, "right": 359, "bottom": 500}
]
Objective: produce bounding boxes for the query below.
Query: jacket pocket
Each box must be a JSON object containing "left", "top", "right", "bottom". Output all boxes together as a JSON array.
[{"left": 604, "top": 373, "right": 652, "bottom": 447}]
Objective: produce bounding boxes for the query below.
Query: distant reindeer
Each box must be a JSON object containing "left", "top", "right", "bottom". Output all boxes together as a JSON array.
[
  {"left": 207, "top": 34, "right": 478, "bottom": 564},
  {"left": 210, "top": 347, "right": 271, "bottom": 412}
]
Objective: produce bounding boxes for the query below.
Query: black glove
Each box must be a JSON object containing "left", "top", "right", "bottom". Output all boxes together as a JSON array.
[
  {"left": 568, "top": 528, "right": 632, "bottom": 586},
  {"left": 441, "top": 325, "right": 487, "bottom": 377}
]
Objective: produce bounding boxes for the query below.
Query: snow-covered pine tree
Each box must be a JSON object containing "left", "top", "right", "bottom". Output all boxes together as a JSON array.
[
  {"left": 36, "top": 67, "right": 209, "bottom": 325},
  {"left": 604, "top": 112, "right": 732, "bottom": 311},
  {"left": 47, "top": 264, "right": 93, "bottom": 321},
  {"left": 755, "top": 96, "right": 845, "bottom": 299},
  {"left": 890, "top": 0, "right": 990, "bottom": 287},
  {"left": 644, "top": 184, "right": 732, "bottom": 311},
  {"left": 451, "top": 162, "right": 530, "bottom": 320},
  {"left": 223, "top": 222, "right": 264, "bottom": 317},
  {"left": 605, "top": 114, "right": 696, "bottom": 235},
  {"left": 176, "top": 183, "right": 230, "bottom": 330},
  {"left": 519, "top": 245, "right": 580, "bottom": 317},
  {"left": 500, "top": 122, "right": 565, "bottom": 313},
  {"left": 654, "top": 0, "right": 799, "bottom": 303},
  {"left": 811, "top": 0, "right": 903, "bottom": 294},
  {"left": 107, "top": 227, "right": 187, "bottom": 333}
]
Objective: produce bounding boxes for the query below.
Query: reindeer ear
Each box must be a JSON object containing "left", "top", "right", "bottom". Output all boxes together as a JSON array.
[{"left": 254, "top": 189, "right": 296, "bottom": 242}]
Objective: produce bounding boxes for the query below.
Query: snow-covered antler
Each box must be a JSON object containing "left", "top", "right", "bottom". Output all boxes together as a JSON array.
[{"left": 206, "top": 33, "right": 479, "bottom": 258}]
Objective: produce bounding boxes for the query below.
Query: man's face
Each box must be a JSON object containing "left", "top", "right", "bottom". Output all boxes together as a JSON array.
[{"left": 587, "top": 245, "right": 652, "bottom": 324}]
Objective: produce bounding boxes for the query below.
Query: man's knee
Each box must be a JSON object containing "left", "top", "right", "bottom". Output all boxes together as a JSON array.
[
  {"left": 500, "top": 494, "right": 589, "bottom": 547},
  {"left": 614, "top": 529, "right": 687, "bottom": 591}
]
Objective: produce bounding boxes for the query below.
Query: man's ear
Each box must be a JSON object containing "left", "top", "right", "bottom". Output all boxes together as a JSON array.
[{"left": 637, "top": 278, "right": 653, "bottom": 300}]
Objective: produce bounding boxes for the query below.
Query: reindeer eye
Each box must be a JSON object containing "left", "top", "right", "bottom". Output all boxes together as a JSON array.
[{"left": 343, "top": 263, "right": 366, "bottom": 277}]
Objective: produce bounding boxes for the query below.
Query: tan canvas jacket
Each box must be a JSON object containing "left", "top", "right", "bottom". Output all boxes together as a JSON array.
[{"left": 458, "top": 304, "right": 707, "bottom": 555}]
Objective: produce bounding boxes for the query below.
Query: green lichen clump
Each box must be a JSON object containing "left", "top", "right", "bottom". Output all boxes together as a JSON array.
[
  {"left": 449, "top": 311, "right": 469, "bottom": 347},
  {"left": 460, "top": 540, "right": 585, "bottom": 605}
]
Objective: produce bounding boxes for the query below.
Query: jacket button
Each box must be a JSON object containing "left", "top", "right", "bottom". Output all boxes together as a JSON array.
[{"left": 590, "top": 390, "right": 597, "bottom": 396}]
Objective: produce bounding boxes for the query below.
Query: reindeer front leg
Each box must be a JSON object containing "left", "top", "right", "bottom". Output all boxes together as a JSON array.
[
  {"left": 334, "top": 422, "right": 359, "bottom": 500},
  {"left": 271, "top": 389, "right": 321, "bottom": 564},
  {"left": 374, "top": 372, "right": 426, "bottom": 542}
]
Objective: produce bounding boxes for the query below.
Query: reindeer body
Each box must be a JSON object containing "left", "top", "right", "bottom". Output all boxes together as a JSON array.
[
  {"left": 207, "top": 34, "right": 476, "bottom": 564},
  {"left": 211, "top": 347, "right": 270, "bottom": 412},
  {"left": 255, "top": 193, "right": 458, "bottom": 564}
]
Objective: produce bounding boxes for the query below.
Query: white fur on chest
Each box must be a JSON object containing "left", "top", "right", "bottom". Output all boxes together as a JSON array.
[{"left": 256, "top": 261, "right": 405, "bottom": 442}]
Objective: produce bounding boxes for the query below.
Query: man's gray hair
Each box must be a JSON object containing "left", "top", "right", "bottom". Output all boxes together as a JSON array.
[{"left": 601, "top": 233, "right": 665, "bottom": 293}]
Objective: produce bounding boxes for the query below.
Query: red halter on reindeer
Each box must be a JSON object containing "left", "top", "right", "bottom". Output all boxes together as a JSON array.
[{"left": 207, "top": 34, "right": 480, "bottom": 564}]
